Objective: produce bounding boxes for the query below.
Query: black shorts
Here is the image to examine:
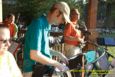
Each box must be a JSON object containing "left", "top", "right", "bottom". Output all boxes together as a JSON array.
[{"left": 32, "top": 63, "right": 54, "bottom": 77}]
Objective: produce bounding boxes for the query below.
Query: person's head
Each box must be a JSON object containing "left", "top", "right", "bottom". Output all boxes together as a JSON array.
[
  {"left": 4, "top": 14, "right": 15, "bottom": 24},
  {"left": 48, "top": 1, "right": 70, "bottom": 25},
  {"left": 0, "top": 24, "right": 10, "bottom": 55},
  {"left": 70, "top": 8, "right": 80, "bottom": 22}
]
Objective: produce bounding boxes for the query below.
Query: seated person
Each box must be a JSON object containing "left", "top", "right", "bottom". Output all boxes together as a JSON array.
[
  {"left": 64, "top": 8, "right": 85, "bottom": 59},
  {"left": 0, "top": 24, "right": 22, "bottom": 77},
  {"left": 3, "top": 13, "right": 18, "bottom": 39}
]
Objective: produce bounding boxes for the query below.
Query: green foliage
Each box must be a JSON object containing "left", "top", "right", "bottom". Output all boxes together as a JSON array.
[
  {"left": 107, "top": 0, "right": 115, "bottom": 3},
  {"left": 16, "top": 0, "right": 85, "bottom": 25},
  {"left": 16, "top": 0, "right": 55, "bottom": 25},
  {"left": 3, "top": 3, "right": 17, "bottom": 20}
]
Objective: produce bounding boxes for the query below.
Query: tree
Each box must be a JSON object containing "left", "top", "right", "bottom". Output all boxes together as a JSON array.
[{"left": 16, "top": 0, "right": 85, "bottom": 25}]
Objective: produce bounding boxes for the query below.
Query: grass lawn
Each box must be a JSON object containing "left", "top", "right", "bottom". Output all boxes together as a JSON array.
[
  {"left": 108, "top": 47, "right": 115, "bottom": 56},
  {"left": 99, "top": 33, "right": 115, "bottom": 38}
]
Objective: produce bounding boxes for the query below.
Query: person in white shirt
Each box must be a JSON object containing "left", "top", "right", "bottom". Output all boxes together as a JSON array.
[{"left": 0, "top": 23, "right": 23, "bottom": 77}]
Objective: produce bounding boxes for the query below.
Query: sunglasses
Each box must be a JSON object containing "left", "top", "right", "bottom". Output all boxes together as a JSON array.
[{"left": 0, "top": 39, "right": 11, "bottom": 43}]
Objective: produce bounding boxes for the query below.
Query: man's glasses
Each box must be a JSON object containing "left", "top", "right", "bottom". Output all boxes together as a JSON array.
[{"left": 0, "top": 39, "right": 11, "bottom": 43}]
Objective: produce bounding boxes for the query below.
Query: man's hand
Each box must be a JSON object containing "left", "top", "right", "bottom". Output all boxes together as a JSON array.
[
  {"left": 50, "top": 49, "right": 68, "bottom": 64},
  {"left": 79, "top": 36, "right": 85, "bottom": 43},
  {"left": 55, "top": 62, "right": 69, "bottom": 71}
]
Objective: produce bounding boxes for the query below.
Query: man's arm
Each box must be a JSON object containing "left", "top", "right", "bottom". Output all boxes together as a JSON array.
[
  {"left": 30, "top": 50, "right": 68, "bottom": 71},
  {"left": 13, "top": 24, "right": 18, "bottom": 39}
]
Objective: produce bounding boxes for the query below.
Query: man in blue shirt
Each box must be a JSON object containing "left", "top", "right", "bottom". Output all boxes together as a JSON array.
[{"left": 23, "top": 1, "right": 71, "bottom": 77}]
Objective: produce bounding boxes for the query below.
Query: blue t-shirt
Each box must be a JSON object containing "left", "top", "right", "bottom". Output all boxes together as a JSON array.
[{"left": 23, "top": 15, "right": 51, "bottom": 72}]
